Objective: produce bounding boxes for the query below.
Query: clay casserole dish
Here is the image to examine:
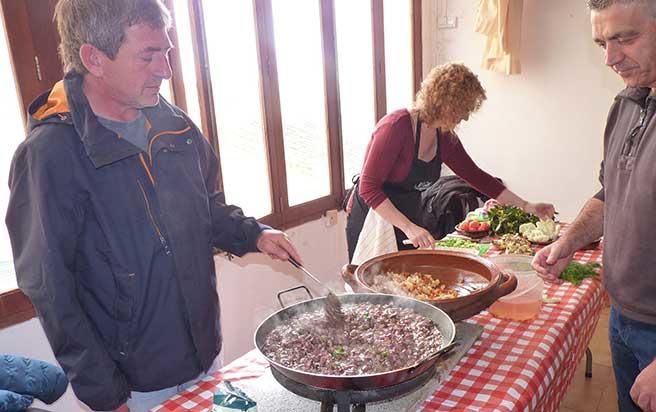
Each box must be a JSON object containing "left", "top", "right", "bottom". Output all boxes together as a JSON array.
[{"left": 342, "top": 249, "right": 517, "bottom": 322}]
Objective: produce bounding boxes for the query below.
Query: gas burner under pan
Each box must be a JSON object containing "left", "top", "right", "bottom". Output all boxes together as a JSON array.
[{"left": 270, "top": 366, "right": 437, "bottom": 412}]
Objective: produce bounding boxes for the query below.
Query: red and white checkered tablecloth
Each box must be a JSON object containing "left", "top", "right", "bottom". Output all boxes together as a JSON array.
[
  {"left": 419, "top": 244, "right": 605, "bottom": 411},
  {"left": 152, "top": 350, "right": 268, "bottom": 411},
  {"left": 155, "top": 239, "right": 606, "bottom": 412}
]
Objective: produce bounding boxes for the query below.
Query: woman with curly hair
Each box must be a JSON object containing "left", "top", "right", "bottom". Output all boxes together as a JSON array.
[{"left": 345, "top": 63, "right": 554, "bottom": 259}]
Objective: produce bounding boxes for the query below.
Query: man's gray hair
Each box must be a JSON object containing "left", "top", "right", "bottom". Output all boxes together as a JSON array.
[
  {"left": 54, "top": 0, "right": 172, "bottom": 74},
  {"left": 587, "top": 0, "right": 656, "bottom": 16}
]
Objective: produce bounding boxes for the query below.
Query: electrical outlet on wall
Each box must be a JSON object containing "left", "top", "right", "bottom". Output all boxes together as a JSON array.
[
  {"left": 324, "top": 209, "right": 338, "bottom": 227},
  {"left": 438, "top": 15, "right": 458, "bottom": 29}
]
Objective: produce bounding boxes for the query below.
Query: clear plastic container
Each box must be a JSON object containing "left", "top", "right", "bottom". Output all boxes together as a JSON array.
[{"left": 488, "top": 255, "right": 543, "bottom": 321}]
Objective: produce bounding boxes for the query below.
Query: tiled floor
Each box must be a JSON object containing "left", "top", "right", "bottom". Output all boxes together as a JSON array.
[{"left": 560, "top": 306, "right": 618, "bottom": 412}]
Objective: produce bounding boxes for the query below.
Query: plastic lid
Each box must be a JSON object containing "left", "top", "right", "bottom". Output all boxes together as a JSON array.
[
  {"left": 490, "top": 255, "right": 535, "bottom": 275},
  {"left": 490, "top": 255, "right": 542, "bottom": 301},
  {"left": 498, "top": 276, "right": 543, "bottom": 301}
]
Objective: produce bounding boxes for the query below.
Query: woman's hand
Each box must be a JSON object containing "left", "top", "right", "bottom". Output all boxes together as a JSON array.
[
  {"left": 402, "top": 224, "right": 435, "bottom": 249},
  {"left": 256, "top": 229, "right": 302, "bottom": 262},
  {"left": 494, "top": 190, "right": 555, "bottom": 220},
  {"left": 113, "top": 404, "right": 130, "bottom": 412},
  {"left": 524, "top": 202, "right": 556, "bottom": 219}
]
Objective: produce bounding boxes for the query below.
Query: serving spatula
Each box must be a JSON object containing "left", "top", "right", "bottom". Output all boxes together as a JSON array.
[{"left": 288, "top": 256, "right": 345, "bottom": 329}]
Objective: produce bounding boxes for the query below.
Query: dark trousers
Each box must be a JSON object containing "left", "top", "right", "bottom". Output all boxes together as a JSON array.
[
  {"left": 345, "top": 189, "right": 369, "bottom": 261},
  {"left": 609, "top": 306, "right": 656, "bottom": 411}
]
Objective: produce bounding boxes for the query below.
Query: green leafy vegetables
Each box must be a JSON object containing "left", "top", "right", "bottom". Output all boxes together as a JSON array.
[
  {"left": 435, "top": 238, "right": 490, "bottom": 255},
  {"left": 488, "top": 205, "right": 539, "bottom": 235},
  {"left": 560, "top": 262, "right": 601, "bottom": 285},
  {"left": 436, "top": 238, "right": 480, "bottom": 248}
]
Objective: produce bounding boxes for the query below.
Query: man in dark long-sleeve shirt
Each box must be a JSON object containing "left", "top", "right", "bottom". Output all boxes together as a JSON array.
[{"left": 533, "top": 1, "right": 656, "bottom": 410}]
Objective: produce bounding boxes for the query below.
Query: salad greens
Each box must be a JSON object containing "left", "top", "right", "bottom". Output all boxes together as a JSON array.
[
  {"left": 435, "top": 238, "right": 490, "bottom": 255},
  {"left": 560, "top": 262, "right": 600, "bottom": 285},
  {"left": 436, "top": 238, "right": 480, "bottom": 248},
  {"left": 488, "top": 205, "right": 539, "bottom": 235}
]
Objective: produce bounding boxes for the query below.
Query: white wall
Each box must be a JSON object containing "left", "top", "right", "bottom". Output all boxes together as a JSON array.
[
  {"left": 423, "top": 0, "right": 623, "bottom": 221},
  {"left": 0, "top": 213, "right": 349, "bottom": 411}
]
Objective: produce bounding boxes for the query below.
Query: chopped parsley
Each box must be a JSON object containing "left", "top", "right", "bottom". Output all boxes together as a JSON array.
[
  {"left": 332, "top": 345, "right": 346, "bottom": 357},
  {"left": 560, "top": 262, "right": 600, "bottom": 285}
]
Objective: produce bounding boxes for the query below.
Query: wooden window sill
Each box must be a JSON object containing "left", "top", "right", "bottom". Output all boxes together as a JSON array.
[{"left": 0, "top": 288, "right": 35, "bottom": 329}]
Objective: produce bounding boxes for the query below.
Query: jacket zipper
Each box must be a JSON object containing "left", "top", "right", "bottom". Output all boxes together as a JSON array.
[
  {"left": 138, "top": 153, "right": 155, "bottom": 185},
  {"left": 138, "top": 127, "right": 192, "bottom": 254},
  {"left": 137, "top": 179, "right": 172, "bottom": 256}
]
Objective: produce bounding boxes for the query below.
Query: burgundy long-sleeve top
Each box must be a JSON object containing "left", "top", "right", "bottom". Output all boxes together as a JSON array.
[{"left": 353, "top": 109, "right": 505, "bottom": 210}]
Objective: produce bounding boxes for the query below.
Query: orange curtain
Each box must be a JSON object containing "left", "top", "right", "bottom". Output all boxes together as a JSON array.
[{"left": 474, "top": 0, "right": 524, "bottom": 75}]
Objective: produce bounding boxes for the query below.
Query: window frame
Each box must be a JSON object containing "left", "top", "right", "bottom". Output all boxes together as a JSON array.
[
  {"left": 251, "top": 0, "right": 346, "bottom": 228},
  {"left": 174, "top": 0, "right": 422, "bottom": 229},
  {"left": 0, "top": 0, "right": 422, "bottom": 328},
  {"left": 1, "top": 0, "right": 62, "bottom": 124},
  {"left": 0, "top": 0, "right": 63, "bottom": 327}
]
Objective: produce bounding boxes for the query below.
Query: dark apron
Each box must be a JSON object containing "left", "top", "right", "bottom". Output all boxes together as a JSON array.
[{"left": 346, "top": 119, "right": 442, "bottom": 261}]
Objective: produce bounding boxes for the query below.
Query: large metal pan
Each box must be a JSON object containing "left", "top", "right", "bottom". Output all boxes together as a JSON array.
[
  {"left": 254, "top": 290, "right": 456, "bottom": 391},
  {"left": 342, "top": 249, "right": 517, "bottom": 322}
]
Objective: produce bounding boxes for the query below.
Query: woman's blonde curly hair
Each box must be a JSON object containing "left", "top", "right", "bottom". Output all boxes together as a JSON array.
[{"left": 413, "top": 63, "right": 486, "bottom": 127}]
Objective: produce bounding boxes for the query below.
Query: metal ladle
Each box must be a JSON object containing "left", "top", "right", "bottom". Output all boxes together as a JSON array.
[{"left": 288, "top": 256, "right": 345, "bottom": 329}]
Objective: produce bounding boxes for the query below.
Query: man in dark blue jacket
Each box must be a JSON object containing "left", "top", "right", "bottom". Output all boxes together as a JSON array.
[{"left": 5, "top": 1, "right": 300, "bottom": 411}]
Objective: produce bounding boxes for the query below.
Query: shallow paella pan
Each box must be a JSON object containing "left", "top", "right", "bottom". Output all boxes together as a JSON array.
[{"left": 254, "top": 291, "right": 456, "bottom": 391}]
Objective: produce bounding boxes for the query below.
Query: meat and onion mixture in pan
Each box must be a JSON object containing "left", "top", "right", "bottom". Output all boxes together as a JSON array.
[{"left": 262, "top": 302, "right": 443, "bottom": 375}]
